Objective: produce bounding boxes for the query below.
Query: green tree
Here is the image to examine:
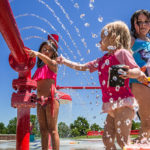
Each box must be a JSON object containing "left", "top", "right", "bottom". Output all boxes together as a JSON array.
[
  {"left": 0, "top": 122, "right": 7, "bottom": 134},
  {"left": 70, "top": 128, "right": 80, "bottom": 137},
  {"left": 7, "top": 117, "right": 17, "bottom": 134},
  {"left": 132, "top": 120, "right": 141, "bottom": 130},
  {"left": 30, "top": 114, "right": 40, "bottom": 136},
  {"left": 58, "top": 122, "right": 70, "bottom": 138},
  {"left": 70, "top": 116, "right": 89, "bottom": 137},
  {"left": 90, "top": 123, "right": 101, "bottom": 131}
]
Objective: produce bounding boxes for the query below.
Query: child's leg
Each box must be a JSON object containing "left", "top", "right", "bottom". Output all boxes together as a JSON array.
[
  {"left": 102, "top": 114, "right": 117, "bottom": 150},
  {"left": 37, "top": 104, "right": 49, "bottom": 150},
  {"left": 132, "top": 83, "right": 150, "bottom": 143},
  {"left": 46, "top": 99, "right": 60, "bottom": 150},
  {"left": 114, "top": 106, "right": 134, "bottom": 149}
]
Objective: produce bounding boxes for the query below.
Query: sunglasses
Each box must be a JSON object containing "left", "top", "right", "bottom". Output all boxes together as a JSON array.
[{"left": 137, "top": 20, "right": 150, "bottom": 26}]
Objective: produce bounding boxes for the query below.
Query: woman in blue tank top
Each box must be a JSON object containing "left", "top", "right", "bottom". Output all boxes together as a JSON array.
[{"left": 130, "top": 9, "right": 150, "bottom": 144}]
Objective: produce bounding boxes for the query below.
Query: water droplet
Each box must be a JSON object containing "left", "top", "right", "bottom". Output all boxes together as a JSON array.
[
  {"left": 117, "top": 128, "right": 121, "bottom": 134},
  {"left": 94, "top": 63, "right": 98, "bottom": 68},
  {"left": 134, "top": 105, "right": 139, "bottom": 112},
  {"left": 96, "top": 95, "right": 100, "bottom": 99},
  {"left": 107, "top": 45, "right": 116, "bottom": 50},
  {"left": 109, "top": 93, "right": 112, "bottom": 96},
  {"left": 74, "top": 3, "right": 79, "bottom": 8},
  {"left": 117, "top": 121, "right": 121, "bottom": 126},
  {"left": 96, "top": 43, "right": 100, "bottom": 48},
  {"left": 96, "top": 101, "right": 99, "bottom": 105},
  {"left": 105, "top": 59, "right": 109, "bottom": 65},
  {"left": 80, "top": 58, "right": 84, "bottom": 61},
  {"left": 112, "top": 103, "right": 117, "bottom": 110},
  {"left": 89, "top": 3, "right": 94, "bottom": 10},
  {"left": 125, "top": 119, "right": 131, "bottom": 126},
  {"left": 98, "top": 71, "right": 101, "bottom": 75},
  {"left": 115, "top": 85, "right": 120, "bottom": 92},
  {"left": 104, "top": 28, "right": 108, "bottom": 36},
  {"left": 101, "top": 63, "right": 105, "bottom": 69},
  {"left": 109, "top": 138, "right": 112, "bottom": 143},
  {"left": 119, "top": 100, "right": 123, "bottom": 107},
  {"left": 92, "top": 33, "right": 98, "bottom": 38},
  {"left": 84, "top": 22, "right": 90, "bottom": 27},
  {"left": 98, "top": 16, "right": 103, "bottom": 22},
  {"left": 112, "top": 76, "right": 117, "bottom": 81},
  {"left": 80, "top": 13, "right": 85, "bottom": 19},
  {"left": 102, "top": 80, "right": 106, "bottom": 85},
  {"left": 87, "top": 49, "right": 90, "bottom": 54},
  {"left": 109, "top": 98, "right": 113, "bottom": 103},
  {"left": 121, "top": 137, "right": 124, "bottom": 142}
]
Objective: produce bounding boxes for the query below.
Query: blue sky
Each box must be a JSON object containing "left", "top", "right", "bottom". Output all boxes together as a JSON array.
[{"left": 0, "top": 0, "right": 149, "bottom": 128}]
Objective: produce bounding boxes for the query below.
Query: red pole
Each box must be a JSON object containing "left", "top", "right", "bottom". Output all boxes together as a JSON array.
[
  {"left": 16, "top": 108, "right": 30, "bottom": 150},
  {"left": 0, "top": 0, "right": 27, "bottom": 64},
  {"left": 0, "top": 1, "right": 36, "bottom": 150},
  {"left": 56, "top": 86, "right": 101, "bottom": 90}
]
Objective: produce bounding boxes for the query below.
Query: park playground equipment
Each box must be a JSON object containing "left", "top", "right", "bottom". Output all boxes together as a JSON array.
[{"left": 0, "top": 0, "right": 71, "bottom": 149}]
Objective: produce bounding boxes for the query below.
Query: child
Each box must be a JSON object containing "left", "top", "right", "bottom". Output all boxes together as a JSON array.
[
  {"left": 25, "top": 34, "right": 60, "bottom": 150},
  {"left": 130, "top": 9, "right": 150, "bottom": 143},
  {"left": 57, "top": 21, "right": 147, "bottom": 149}
]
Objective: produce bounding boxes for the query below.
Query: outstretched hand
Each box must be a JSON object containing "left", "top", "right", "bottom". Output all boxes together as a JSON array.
[
  {"left": 56, "top": 54, "right": 66, "bottom": 64},
  {"left": 24, "top": 48, "right": 39, "bottom": 58}
]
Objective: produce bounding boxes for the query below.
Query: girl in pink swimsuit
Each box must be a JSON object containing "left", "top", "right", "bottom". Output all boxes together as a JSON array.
[
  {"left": 57, "top": 21, "right": 147, "bottom": 149},
  {"left": 25, "top": 34, "right": 60, "bottom": 150}
]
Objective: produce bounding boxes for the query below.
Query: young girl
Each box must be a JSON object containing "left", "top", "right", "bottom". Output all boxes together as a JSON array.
[
  {"left": 57, "top": 21, "right": 147, "bottom": 149},
  {"left": 25, "top": 34, "right": 60, "bottom": 150},
  {"left": 130, "top": 9, "right": 150, "bottom": 143}
]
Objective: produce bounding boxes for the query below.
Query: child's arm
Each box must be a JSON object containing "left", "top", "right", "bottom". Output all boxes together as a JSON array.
[
  {"left": 25, "top": 48, "right": 57, "bottom": 73},
  {"left": 57, "top": 55, "right": 89, "bottom": 71},
  {"left": 116, "top": 49, "right": 148, "bottom": 83},
  {"left": 127, "top": 67, "right": 146, "bottom": 80},
  {"left": 119, "top": 65, "right": 148, "bottom": 83}
]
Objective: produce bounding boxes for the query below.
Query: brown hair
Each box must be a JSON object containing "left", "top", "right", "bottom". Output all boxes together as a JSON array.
[
  {"left": 130, "top": 9, "right": 150, "bottom": 38},
  {"left": 37, "top": 40, "right": 58, "bottom": 68}
]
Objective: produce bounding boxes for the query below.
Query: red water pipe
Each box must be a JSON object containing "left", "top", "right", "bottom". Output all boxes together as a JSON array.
[
  {"left": 56, "top": 86, "right": 101, "bottom": 90},
  {"left": 0, "top": 0, "right": 27, "bottom": 64},
  {"left": 0, "top": 0, "right": 36, "bottom": 150}
]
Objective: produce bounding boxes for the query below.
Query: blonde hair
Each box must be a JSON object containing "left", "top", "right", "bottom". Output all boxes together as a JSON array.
[{"left": 101, "top": 21, "right": 131, "bottom": 50}]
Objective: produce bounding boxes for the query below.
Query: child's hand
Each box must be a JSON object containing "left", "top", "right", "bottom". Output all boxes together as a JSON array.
[
  {"left": 56, "top": 54, "right": 66, "bottom": 64},
  {"left": 119, "top": 65, "right": 129, "bottom": 79},
  {"left": 137, "top": 71, "right": 148, "bottom": 83},
  {"left": 24, "top": 47, "right": 38, "bottom": 57}
]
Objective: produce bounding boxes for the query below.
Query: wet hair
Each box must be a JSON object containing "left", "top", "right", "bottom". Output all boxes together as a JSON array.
[
  {"left": 101, "top": 21, "right": 131, "bottom": 50},
  {"left": 130, "top": 9, "right": 150, "bottom": 38},
  {"left": 37, "top": 40, "right": 58, "bottom": 68}
]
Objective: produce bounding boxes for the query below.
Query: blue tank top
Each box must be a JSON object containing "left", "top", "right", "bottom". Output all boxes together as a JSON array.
[{"left": 130, "top": 39, "right": 150, "bottom": 84}]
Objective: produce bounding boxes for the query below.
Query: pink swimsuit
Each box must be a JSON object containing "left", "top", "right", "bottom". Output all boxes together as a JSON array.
[
  {"left": 33, "top": 64, "right": 57, "bottom": 84},
  {"left": 32, "top": 64, "right": 57, "bottom": 117}
]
